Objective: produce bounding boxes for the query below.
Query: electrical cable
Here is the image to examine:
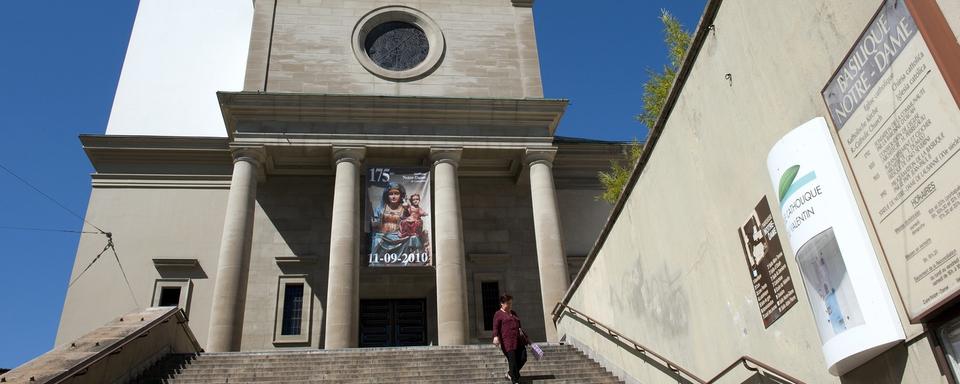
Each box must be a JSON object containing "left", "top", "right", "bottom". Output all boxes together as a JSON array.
[
  {"left": 0, "top": 225, "right": 101, "bottom": 234},
  {"left": 0, "top": 161, "right": 108, "bottom": 234},
  {"left": 67, "top": 241, "right": 112, "bottom": 288},
  {"left": 108, "top": 238, "right": 140, "bottom": 308},
  {"left": 0, "top": 162, "right": 139, "bottom": 306}
]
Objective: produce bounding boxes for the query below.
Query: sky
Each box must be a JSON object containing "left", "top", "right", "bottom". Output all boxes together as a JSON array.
[{"left": 0, "top": 1, "right": 706, "bottom": 368}]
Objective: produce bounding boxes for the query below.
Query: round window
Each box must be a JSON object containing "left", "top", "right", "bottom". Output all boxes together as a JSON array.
[
  {"left": 364, "top": 21, "right": 429, "bottom": 71},
  {"left": 352, "top": 6, "right": 445, "bottom": 81}
]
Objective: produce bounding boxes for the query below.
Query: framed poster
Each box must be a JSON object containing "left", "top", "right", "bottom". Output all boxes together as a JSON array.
[
  {"left": 822, "top": 0, "right": 960, "bottom": 321},
  {"left": 737, "top": 196, "right": 798, "bottom": 328},
  {"left": 365, "top": 167, "right": 433, "bottom": 267}
]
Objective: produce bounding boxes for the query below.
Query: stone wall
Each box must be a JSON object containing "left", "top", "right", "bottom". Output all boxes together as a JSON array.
[
  {"left": 241, "top": 176, "right": 335, "bottom": 350},
  {"left": 558, "top": 0, "right": 957, "bottom": 383},
  {"left": 57, "top": 187, "right": 229, "bottom": 349},
  {"left": 245, "top": 0, "right": 542, "bottom": 99}
]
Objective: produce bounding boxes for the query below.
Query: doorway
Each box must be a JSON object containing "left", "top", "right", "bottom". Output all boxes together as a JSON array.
[{"left": 359, "top": 299, "right": 428, "bottom": 347}]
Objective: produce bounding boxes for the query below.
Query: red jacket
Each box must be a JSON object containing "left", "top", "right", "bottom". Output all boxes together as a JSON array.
[{"left": 493, "top": 309, "right": 525, "bottom": 352}]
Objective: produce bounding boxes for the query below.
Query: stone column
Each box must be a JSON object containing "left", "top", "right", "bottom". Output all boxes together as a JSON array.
[
  {"left": 431, "top": 148, "right": 469, "bottom": 345},
  {"left": 207, "top": 147, "right": 265, "bottom": 352},
  {"left": 324, "top": 147, "right": 365, "bottom": 349},
  {"left": 526, "top": 149, "right": 569, "bottom": 342}
]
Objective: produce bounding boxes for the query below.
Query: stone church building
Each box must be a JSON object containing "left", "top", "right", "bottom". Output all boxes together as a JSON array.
[{"left": 55, "top": 0, "right": 622, "bottom": 352}]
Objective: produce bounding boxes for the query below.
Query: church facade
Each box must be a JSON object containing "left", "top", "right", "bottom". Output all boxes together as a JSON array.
[{"left": 56, "top": 0, "right": 622, "bottom": 352}]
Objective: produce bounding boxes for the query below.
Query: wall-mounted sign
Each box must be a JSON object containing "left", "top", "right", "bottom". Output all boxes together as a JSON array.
[
  {"left": 768, "top": 117, "right": 904, "bottom": 375},
  {"left": 738, "top": 196, "right": 798, "bottom": 328},
  {"left": 822, "top": 0, "right": 960, "bottom": 321},
  {"left": 365, "top": 167, "right": 433, "bottom": 267}
]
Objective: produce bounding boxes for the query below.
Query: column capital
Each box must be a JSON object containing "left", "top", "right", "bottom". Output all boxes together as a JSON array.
[
  {"left": 231, "top": 146, "right": 266, "bottom": 166},
  {"left": 524, "top": 148, "right": 558, "bottom": 167},
  {"left": 332, "top": 146, "right": 366, "bottom": 167},
  {"left": 430, "top": 147, "right": 463, "bottom": 167}
]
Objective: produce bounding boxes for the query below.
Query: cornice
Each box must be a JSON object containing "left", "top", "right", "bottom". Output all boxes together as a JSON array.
[
  {"left": 81, "top": 135, "right": 232, "bottom": 177},
  {"left": 512, "top": 0, "right": 534, "bottom": 7},
  {"left": 217, "top": 92, "right": 568, "bottom": 139}
]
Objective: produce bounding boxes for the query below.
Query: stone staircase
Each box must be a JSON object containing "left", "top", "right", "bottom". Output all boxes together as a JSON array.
[{"left": 133, "top": 344, "right": 623, "bottom": 383}]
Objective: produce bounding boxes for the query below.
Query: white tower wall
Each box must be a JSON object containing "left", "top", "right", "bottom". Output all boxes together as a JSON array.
[{"left": 105, "top": 0, "right": 254, "bottom": 137}]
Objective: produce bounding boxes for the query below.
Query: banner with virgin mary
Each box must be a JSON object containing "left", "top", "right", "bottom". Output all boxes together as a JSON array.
[{"left": 364, "top": 167, "right": 432, "bottom": 266}]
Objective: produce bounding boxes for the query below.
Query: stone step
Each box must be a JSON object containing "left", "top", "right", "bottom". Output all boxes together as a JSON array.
[
  {"left": 178, "top": 353, "right": 584, "bottom": 364},
  {"left": 153, "top": 359, "right": 594, "bottom": 372},
  {"left": 144, "top": 379, "right": 622, "bottom": 384},
  {"left": 193, "top": 346, "right": 575, "bottom": 360},
  {"left": 156, "top": 371, "right": 622, "bottom": 384},
  {"left": 134, "top": 344, "right": 623, "bottom": 384},
  {"left": 156, "top": 365, "right": 609, "bottom": 379}
]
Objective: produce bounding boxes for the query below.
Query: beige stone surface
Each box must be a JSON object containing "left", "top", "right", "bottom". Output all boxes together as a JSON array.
[
  {"left": 8, "top": 308, "right": 200, "bottom": 384},
  {"left": 239, "top": 176, "right": 334, "bottom": 350},
  {"left": 56, "top": 187, "right": 229, "bottom": 350},
  {"left": 324, "top": 156, "right": 362, "bottom": 349},
  {"left": 528, "top": 159, "right": 568, "bottom": 342},
  {"left": 433, "top": 152, "right": 469, "bottom": 345},
  {"left": 558, "top": 0, "right": 957, "bottom": 383},
  {"left": 207, "top": 154, "right": 260, "bottom": 352},
  {"left": 246, "top": 0, "right": 543, "bottom": 98}
]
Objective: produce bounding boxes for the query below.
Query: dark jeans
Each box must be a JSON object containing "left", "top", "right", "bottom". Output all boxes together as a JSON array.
[{"left": 505, "top": 347, "right": 527, "bottom": 382}]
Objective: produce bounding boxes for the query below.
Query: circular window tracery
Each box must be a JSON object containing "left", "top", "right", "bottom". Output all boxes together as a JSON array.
[
  {"left": 352, "top": 6, "right": 445, "bottom": 81},
  {"left": 364, "top": 21, "right": 429, "bottom": 71}
]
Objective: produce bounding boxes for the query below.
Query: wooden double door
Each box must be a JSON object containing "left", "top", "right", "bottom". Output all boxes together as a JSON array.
[{"left": 359, "top": 299, "right": 428, "bottom": 347}]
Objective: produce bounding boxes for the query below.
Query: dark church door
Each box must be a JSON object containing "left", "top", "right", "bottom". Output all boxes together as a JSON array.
[{"left": 359, "top": 299, "right": 428, "bottom": 347}]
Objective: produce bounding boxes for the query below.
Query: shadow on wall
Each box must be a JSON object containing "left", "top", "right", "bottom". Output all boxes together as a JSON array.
[
  {"left": 560, "top": 311, "right": 694, "bottom": 384},
  {"left": 256, "top": 177, "right": 336, "bottom": 346},
  {"left": 743, "top": 372, "right": 795, "bottom": 384},
  {"left": 839, "top": 336, "right": 916, "bottom": 384}
]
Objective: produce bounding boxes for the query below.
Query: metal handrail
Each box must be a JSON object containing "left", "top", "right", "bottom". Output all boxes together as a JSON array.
[{"left": 552, "top": 302, "right": 806, "bottom": 384}]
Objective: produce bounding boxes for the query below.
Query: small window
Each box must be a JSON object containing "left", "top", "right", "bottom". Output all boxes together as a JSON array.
[
  {"left": 481, "top": 281, "right": 501, "bottom": 331},
  {"left": 151, "top": 279, "right": 192, "bottom": 317},
  {"left": 158, "top": 287, "right": 182, "bottom": 307},
  {"left": 281, "top": 284, "right": 305, "bottom": 336},
  {"left": 273, "top": 275, "right": 312, "bottom": 345}
]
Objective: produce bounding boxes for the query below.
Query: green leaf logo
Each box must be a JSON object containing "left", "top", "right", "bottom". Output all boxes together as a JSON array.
[{"left": 778, "top": 165, "right": 800, "bottom": 202}]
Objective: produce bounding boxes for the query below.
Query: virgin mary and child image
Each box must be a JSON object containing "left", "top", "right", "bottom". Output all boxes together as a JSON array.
[{"left": 369, "top": 181, "right": 432, "bottom": 266}]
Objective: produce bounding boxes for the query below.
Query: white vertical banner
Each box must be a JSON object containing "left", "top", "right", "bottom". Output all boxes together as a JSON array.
[{"left": 767, "top": 117, "right": 904, "bottom": 375}]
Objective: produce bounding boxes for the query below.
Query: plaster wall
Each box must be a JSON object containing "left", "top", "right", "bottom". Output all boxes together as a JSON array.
[
  {"left": 558, "top": 0, "right": 956, "bottom": 383},
  {"left": 245, "top": 0, "right": 543, "bottom": 98},
  {"left": 56, "top": 187, "right": 229, "bottom": 349},
  {"left": 105, "top": 0, "right": 253, "bottom": 137}
]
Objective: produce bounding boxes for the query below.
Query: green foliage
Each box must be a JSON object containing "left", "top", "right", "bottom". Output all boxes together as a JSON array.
[
  {"left": 637, "top": 10, "right": 693, "bottom": 129},
  {"left": 596, "top": 10, "right": 693, "bottom": 204},
  {"left": 597, "top": 140, "right": 643, "bottom": 204}
]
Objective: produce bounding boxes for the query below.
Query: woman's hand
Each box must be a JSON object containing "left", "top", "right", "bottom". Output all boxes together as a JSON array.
[{"left": 492, "top": 337, "right": 500, "bottom": 346}]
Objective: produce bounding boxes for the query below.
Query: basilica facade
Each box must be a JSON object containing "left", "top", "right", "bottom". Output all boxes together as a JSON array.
[{"left": 56, "top": 0, "right": 622, "bottom": 352}]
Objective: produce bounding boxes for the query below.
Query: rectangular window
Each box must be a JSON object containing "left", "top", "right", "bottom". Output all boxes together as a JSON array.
[
  {"left": 158, "top": 287, "right": 182, "bottom": 307},
  {"left": 481, "top": 281, "right": 500, "bottom": 331},
  {"left": 273, "top": 275, "right": 312, "bottom": 345},
  {"left": 151, "top": 279, "right": 192, "bottom": 317},
  {"left": 281, "top": 284, "right": 305, "bottom": 336}
]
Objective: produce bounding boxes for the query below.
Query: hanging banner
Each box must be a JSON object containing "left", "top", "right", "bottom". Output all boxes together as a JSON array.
[
  {"left": 365, "top": 167, "right": 432, "bottom": 267},
  {"left": 767, "top": 117, "right": 904, "bottom": 375},
  {"left": 738, "top": 196, "right": 798, "bottom": 328},
  {"left": 822, "top": 0, "right": 960, "bottom": 321}
]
